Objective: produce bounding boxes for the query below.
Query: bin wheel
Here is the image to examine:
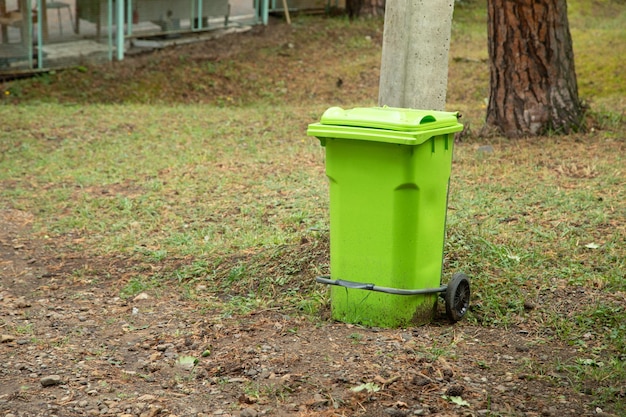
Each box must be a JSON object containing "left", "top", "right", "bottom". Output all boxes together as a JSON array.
[{"left": 445, "top": 273, "right": 470, "bottom": 322}]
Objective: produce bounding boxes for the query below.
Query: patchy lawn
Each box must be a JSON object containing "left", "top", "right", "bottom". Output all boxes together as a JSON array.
[{"left": 1, "top": 2, "right": 625, "bottom": 416}]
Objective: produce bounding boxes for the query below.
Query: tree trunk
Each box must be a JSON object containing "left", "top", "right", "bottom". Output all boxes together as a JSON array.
[
  {"left": 346, "top": 0, "right": 364, "bottom": 19},
  {"left": 486, "top": 0, "right": 584, "bottom": 138},
  {"left": 346, "top": 0, "right": 385, "bottom": 19}
]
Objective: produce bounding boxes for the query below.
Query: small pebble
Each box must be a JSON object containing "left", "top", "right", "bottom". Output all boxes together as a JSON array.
[
  {"left": 41, "top": 375, "right": 63, "bottom": 387},
  {"left": 240, "top": 408, "right": 258, "bottom": 417}
]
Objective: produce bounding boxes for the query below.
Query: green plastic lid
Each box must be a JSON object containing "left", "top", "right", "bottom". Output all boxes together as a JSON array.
[
  {"left": 308, "top": 106, "right": 463, "bottom": 146},
  {"left": 320, "top": 106, "right": 460, "bottom": 131}
]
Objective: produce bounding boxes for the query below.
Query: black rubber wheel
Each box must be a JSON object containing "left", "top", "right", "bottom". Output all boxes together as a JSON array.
[{"left": 445, "top": 273, "right": 471, "bottom": 322}]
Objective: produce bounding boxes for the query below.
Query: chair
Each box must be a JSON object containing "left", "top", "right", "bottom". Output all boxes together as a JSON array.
[
  {"left": 0, "top": 0, "right": 36, "bottom": 43},
  {"left": 0, "top": 10, "right": 35, "bottom": 43},
  {"left": 45, "top": 1, "right": 76, "bottom": 35}
]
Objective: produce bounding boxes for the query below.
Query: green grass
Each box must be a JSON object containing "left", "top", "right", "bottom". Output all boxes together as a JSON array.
[
  {"left": 443, "top": 133, "right": 625, "bottom": 410},
  {"left": 570, "top": 1, "right": 626, "bottom": 110},
  {"left": 0, "top": 104, "right": 328, "bottom": 256},
  {"left": 1, "top": 0, "right": 625, "bottom": 413}
]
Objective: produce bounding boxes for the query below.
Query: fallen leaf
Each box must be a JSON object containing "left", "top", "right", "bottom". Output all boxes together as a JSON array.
[
  {"left": 350, "top": 382, "right": 381, "bottom": 393},
  {"left": 443, "top": 395, "right": 469, "bottom": 406}
]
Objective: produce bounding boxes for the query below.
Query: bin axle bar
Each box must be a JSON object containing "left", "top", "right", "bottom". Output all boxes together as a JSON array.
[{"left": 316, "top": 276, "right": 447, "bottom": 296}]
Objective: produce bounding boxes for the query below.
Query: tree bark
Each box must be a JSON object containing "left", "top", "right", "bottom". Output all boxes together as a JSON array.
[
  {"left": 486, "top": 0, "right": 584, "bottom": 137},
  {"left": 344, "top": 1, "right": 384, "bottom": 20},
  {"left": 346, "top": 0, "right": 364, "bottom": 19}
]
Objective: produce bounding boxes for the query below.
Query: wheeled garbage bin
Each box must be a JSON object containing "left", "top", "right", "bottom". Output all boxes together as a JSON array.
[{"left": 307, "top": 106, "right": 470, "bottom": 327}]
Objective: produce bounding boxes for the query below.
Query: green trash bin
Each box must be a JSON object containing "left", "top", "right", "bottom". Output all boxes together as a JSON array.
[{"left": 307, "top": 106, "right": 469, "bottom": 327}]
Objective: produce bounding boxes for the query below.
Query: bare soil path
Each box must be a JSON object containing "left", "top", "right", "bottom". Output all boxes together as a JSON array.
[{"left": 0, "top": 209, "right": 607, "bottom": 416}]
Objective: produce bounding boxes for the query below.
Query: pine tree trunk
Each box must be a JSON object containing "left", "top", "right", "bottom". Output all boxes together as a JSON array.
[{"left": 486, "top": 0, "right": 584, "bottom": 138}]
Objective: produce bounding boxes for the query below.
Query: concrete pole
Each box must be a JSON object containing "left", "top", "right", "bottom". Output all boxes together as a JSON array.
[
  {"left": 36, "top": 0, "right": 43, "bottom": 69},
  {"left": 378, "top": 0, "right": 456, "bottom": 111},
  {"left": 107, "top": 0, "right": 112, "bottom": 61},
  {"left": 116, "top": 0, "right": 124, "bottom": 61}
]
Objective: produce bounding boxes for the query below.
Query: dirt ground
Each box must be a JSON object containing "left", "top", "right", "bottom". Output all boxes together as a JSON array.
[
  {"left": 0, "top": 211, "right": 615, "bottom": 417},
  {"left": 0, "top": 18, "right": 622, "bottom": 417}
]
